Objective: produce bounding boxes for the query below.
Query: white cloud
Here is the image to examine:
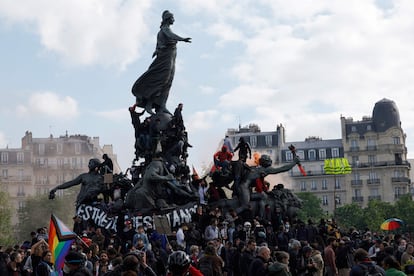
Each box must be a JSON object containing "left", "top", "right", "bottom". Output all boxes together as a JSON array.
[
  {"left": 16, "top": 92, "right": 79, "bottom": 118},
  {"left": 199, "top": 85, "right": 216, "bottom": 95},
  {"left": 187, "top": 110, "right": 219, "bottom": 131},
  {"left": 0, "top": 0, "right": 153, "bottom": 68}
]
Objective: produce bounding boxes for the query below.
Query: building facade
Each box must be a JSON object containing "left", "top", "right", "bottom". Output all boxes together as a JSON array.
[
  {"left": 0, "top": 131, "right": 120, "bottom": 224},
  {"left": 225, "top": 98, "right": 411, "bottom": 214}
]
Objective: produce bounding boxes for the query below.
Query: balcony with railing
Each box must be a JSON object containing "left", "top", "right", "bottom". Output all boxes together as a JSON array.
[
  {"left": 368, "top": 195, "right": 381, "bottom": 201},
  {"left": 352, "top": 196, "right": 364, "bottom": 202},
  {"left": 366, "top": 145, "right": 377, "bottom": 151},
  {"left": 391, "top": 177, "right": 411, "bottom": 184},
  {"left": 367, "top": 178, "right": 381, "bottom": 185},
  {"left": 351, "top": 161, "right": 411, "bottom": 169},
  {"left": 349, "top": 146, "right": 360, "bottom": 152},
  {"left": 395, "top": 194, "right": 408, "bottom": 200},
  {"left": 351, "top": 180, "right": 363, "bottom": 186}
]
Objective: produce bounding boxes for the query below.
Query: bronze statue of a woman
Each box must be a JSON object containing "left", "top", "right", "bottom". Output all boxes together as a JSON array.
[{"left": 132, "top": 10, "right": 191, "bottom": 115}]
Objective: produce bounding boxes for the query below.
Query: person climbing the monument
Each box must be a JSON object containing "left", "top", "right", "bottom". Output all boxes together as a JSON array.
[
  {"left": 100, "top": 153, "right": 114, "bottom": 174},
  {"left": 131, "top": 10, "right": 191, "bottom": 115},
  {"left": 49, "top": 158, "right": 104, "bottom": 208},
  {"left": 223, "top": 135, "right": 234, "bottom": 153},
  {"left": 234, "top": 137, "right": 252, "bottom": 162},
  {"left": 129, "top": 104, "right": 146, "bottom": 159},
  {"left": 213, "top": 145, "right": 233, "bottom": 171},
  {"left": 173, "top": 103, "right": 185, "bottom": 133}
]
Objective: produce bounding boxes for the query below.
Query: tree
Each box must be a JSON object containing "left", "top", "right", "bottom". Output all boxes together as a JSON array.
[
  {"left": 363, "top": 200, "right": 395, "bottom": 231},
  {"left": 296, "top": 192, "right": 325, "bottom": 222},
  {"left": 17, "top": 191, "right": 77, "bottom": 242},
  {"left": 334, "top": 203, "right": 365, "bottom": 230},
  {"left": 0, "top": 191, "right": 13, "bottom": 245},
  {"left": 393, "top": 195, "right": 414, "bottom": 233}
]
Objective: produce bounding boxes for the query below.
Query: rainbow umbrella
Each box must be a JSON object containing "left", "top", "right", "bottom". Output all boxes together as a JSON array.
[{"left": 380, "top": 218, "right": 404, "bottom": 231}]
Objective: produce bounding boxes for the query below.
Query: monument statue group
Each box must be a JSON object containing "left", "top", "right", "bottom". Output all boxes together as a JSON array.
[{"left": 49, "top": 11, "right": 303, "bottom": 232}]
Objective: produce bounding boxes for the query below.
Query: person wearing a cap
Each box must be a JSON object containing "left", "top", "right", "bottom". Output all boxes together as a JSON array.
[{"left": 63, "top": 251, "right": 91, "bottom": 276}]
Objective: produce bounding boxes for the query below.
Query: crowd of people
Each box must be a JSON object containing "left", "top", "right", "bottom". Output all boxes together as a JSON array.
[{"left": 1, "top": 204, "right": 413, "bottom": 276}]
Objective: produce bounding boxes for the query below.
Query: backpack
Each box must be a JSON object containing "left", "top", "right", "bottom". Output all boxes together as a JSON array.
[
  {"left": 198, "top": 257, "right": 214, "bottom": 276},
  {"left": 359, "top": 264, "right": 384, "bottom": 276}
]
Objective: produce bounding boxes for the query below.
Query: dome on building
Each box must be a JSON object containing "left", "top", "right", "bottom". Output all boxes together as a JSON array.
[{"left": 372, "top": 98, "right": 400, "bottom": 132}]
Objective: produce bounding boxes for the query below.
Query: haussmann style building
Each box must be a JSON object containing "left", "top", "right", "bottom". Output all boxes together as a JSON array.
[{"left": 225, "top": 98, "right": 411, "bottom": 214}]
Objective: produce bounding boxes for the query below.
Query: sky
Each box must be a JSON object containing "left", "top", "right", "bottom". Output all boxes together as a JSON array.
[{"left": 1, "top": 0, "right": 414, "bottom": 173}]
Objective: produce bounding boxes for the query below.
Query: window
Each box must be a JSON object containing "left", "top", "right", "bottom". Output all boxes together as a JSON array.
[
  {"left": 319, "top": 149, "right": 326, "bottom": 160},
  {"left": 17, "top": 152, "right": 24, "bottom": 164},
  {"left": 352, "top": 156, "right": 359, "bottom": 166},
  {"left": 308, "top": 150, "right": 316, "bottom": 161},
  {"left": 353, "top": 173, "right": 360, "bottom": 181},
  {"left": 370, "top": 188, "right": 379, "bottom": 196},
  {"left": 18, "top": 169, "right": 24, "bottom": 180},
  {"left": 57, "top": 143, "right": 63, "bottom": 154},
  {"left": 39, "top": 144, "right": 45, "bottom": 155},
  {"left": 285, "top": 151, "right": 293, "bottom": 161},
  {"left": 1, "top": 152, "right": 8, "bottom": 163},
  {"left": 265, "top": 135, "right": 272, "bottom": 147},
  {"left": 335, "top": 195, "right": 341, "bottom": 205},
  {"left": 75, "top": 143, "right": 81, "bottom": 154},
  {"left": 367, "top": 138, "right": 376, "bottom": 150},
  {"left": 393, "top": 169, "right": 404, "bottom": 178},
  {"left": 18, "top": 185, "right": 25, "bottom": 196},
  {"left": 395, "top": 187, "right": 402, "bottom": 196},
  {"left": 354, "top": 189, "right": 361, "bottom": 197},
  {"left": 297, "top": 150, "right": 305, "bottom": 160},
  {"left": 393, "top": 137, "right": 401, "bottom": 145},
  {"left": 72, "top": 158, "right": 77, "bottom": 169},
  {"left": 368, "top": 155, "right": 377, "bottom": 165},
  {"left": 335, "top": 178, "right": 341, "bottom": 189},
  {"left": 369, "top": 171, "right": 378, "bottom": 180},
  {"left": 322, "top": 179, "right": 328, "bottom": 190},
  {"left": 300, "top": 181, "right": 306, "bottom": 191},
  {"left": 367, "top": 125, "right": 372, "bottom": 131},
  {"left": 311, "top": 180, "right": 317, "bottom": 190},
  {"left": 2, "top": 169, "right": 8, "bottom": 178},
  {"left": 18, "top": 201, "right": 25, "bottom": 210},
  {"left": 351, "top": 126, "right": 357, "bottom": 132},
  {"left": 250, "top": 136, "right": 257, "bottom": 148},
  {"left": 57, "top": 159, "right": 64, "bottom": 168},
  {"left": 351, "top": 139, "right": 358, "bottom": 150},
  {"left": 331, "top": 148, "right": 339, "bottom": 158},
  {"left": 322, "top": 195, "right": 328, "bottom": 205}
]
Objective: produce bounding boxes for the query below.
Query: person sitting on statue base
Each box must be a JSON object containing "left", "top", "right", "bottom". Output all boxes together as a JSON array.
[{"left": 213, "top": 145, "right": 233, "bottom": 172}]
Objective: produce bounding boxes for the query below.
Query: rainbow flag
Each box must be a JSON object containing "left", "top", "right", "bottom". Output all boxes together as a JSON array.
[{"left": 48, "top": 214, "right": 77, "bottom": 275}]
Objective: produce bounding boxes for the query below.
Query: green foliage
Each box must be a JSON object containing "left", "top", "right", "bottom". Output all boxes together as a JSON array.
[
  {"left": 296, "top": 192, "right": 325, "bottom": 222},
  {"left": 334, "top": 203, "right": 365, "bottom": 230},
  {"left": 393, "top": 195, "right": 414, "bottom": 233},
  {"left": 334, "top": 196, "right": 414, "bottom": 233},
  {"left": 17, "top": 191, "right": 77, "bottom": 242},
  {"left": 363, "top": 200, "right": 395, "bottom": 231},
  {"left": 0, "top": 191, "right": 14, "bottom": 245}
]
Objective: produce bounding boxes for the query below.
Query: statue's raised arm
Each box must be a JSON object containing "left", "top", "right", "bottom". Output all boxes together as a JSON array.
[{"left": 49, "top": 158, "right": 104, "bottom": 207}]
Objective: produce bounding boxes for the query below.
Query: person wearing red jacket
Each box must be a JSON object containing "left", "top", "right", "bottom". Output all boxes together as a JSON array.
[{"left": 213, "top": 145, "right": 233, "bottom": 170}]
